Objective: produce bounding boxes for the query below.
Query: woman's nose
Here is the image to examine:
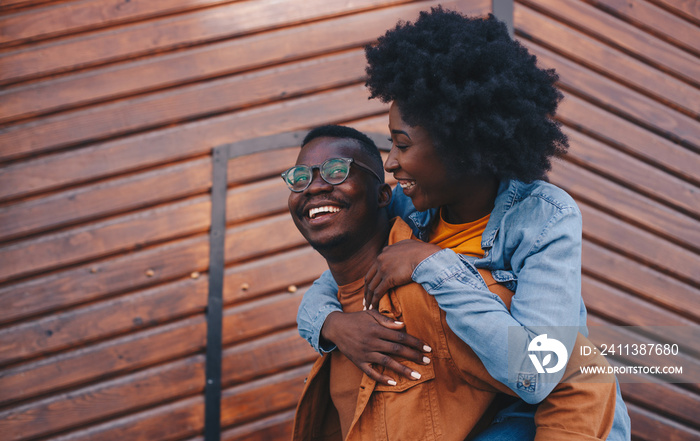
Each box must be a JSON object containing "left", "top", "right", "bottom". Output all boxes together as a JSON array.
[{"left": 384, "top": 146, "right": 399, "bottom": 173}]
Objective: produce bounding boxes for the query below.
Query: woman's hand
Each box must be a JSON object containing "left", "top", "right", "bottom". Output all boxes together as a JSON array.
[
  {"left": 364, "top": 239, "right": 442, "bottom": 310},
  {"left": 321, "top": 310, "right": 432, "bottom": 385}
]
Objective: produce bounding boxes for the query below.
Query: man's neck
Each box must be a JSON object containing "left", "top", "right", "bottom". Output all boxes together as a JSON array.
[{"left": 324, "top": 219, "right": 391, "bottom": 286}]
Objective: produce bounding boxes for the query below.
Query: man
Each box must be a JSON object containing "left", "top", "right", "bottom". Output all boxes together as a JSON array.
[{"left": 286, "top": 125, "right": 616, "bottom": 440}]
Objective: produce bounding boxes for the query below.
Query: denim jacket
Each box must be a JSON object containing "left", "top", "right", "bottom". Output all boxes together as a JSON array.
[{"left": 296, "top": 179, "right": 630, "bottom": 440}]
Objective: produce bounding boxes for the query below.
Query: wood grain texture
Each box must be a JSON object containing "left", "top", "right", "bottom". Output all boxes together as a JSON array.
[
  {"left": 516, "top": 3, "right": 700, "bottom": 117},
  {"left": 519, "top": 0, "right": 700, "bottom": 86},
  {"left": 0, "top": 235, "right": 209, "bottom": 325},
  {"left": 557, "top": 94, "right": 700, "bottom": 187},
  {"left": 0, "top": 196, "right": 211, "bottom": 282},
  {"left": 550, "top": 160, "right": 700, "bottom": 252},
  {"left": 0, "top": 0, "right": 410, "bottom": 84},
  {"left": 0, "top": 0, "right": 476, "bottom": 127},
  {"left": 584, "top": 0, "right": 700, "bottom": 55},
  {"left": 0, "top": 0, "right": 234, "bottom": 46},
  {"left": 0, "top": 49, "right": 368, "bottom": 149},
  {"left": 0, "top": 158, "right": 211, "bottom": 242},
  {"left": 525, "top": 41, "right": 700, "bottom": 149},
  {"left": 0, "top": 84, "right": 388, "bottom": 199}
]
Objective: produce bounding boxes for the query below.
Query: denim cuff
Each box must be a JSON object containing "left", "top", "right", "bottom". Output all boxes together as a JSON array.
[
  {"left": 306, "top": 305, "right": 339, "bottom": 354},
  {"left": 412, "top": 248, "right": 483, "bottom": 293}
]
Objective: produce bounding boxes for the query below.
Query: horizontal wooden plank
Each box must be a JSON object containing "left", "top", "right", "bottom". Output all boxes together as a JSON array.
[
  {"left": 0, "top": 48, "right": 368, "bottom": 153},
  {"left": 0, "top": 355, "right": 205, "bottom": 440},
  {"left": 222, "top": 290, "right": 305, "bottom": 346},
  {"left": 620, "top": 382, "right": 700, "bottom": 430},
  {"left": 520, "top": 0, "right": 700, "bottom": 87},
  {"left": 564, "top": 128, "right": 700, "bottom": 219},
  {"left": 0, "top": 157, "right": 211, "bottom": 242},
  {"left": 0, "top": 247, "right": 321, "bottom": 404},
  {"left": 226, "top": 178, "right": 288, "bottom": 223},
  {"left": 0, "top": 235, "right": 208, "bottom": 325},
  {"left": 550, "top": 160, "right": 700, "bottom": 252},
  {"left": 46, "top": 395, "right": 204, "bottom": 441},
  {"left": 0, "top": 0, "right": 413, "bottom": 85},
  {"left": 50, "top": 362, "right": 309, "bottom": 440},
  {"left": 515, "top": 3, "right": 700, "bottom": 116},
  {"left": 525, "top": 41, "right": 700, "bottom": 149},
  {"left": 227, "top": 146, "right": 300, "bottom": 184},
  {"left": 223, "top": 246, "right": 327, "bottom": 305},
  {"left": 220, "top": 364, "right": 311, "bottom": 428},
  {"left": 649, "top": 0, "right": 700, "bottom": 25},
  {"left": 582, "top": 275, "right": 699, "bottom": 356},
  {"left": 627, "top": 401, "right": 700, "bottom": 441},
  {"left": 0, "top": 316, "right": 206, "bottom": 406},
  {"left": 579, "top": 200, "right": 700, "bottom": 285},
  {"left": 582, "top": 240, "right": 700, "bottom": 322},
  {"left": 220, "top": 410, "right": 295, "bottom": 441},
  {"left": 585, "top": 0, "right": 700, "bottom": 55},
  {"left": 0, "top": 0, "right": 478, "bottom": 132},
  {"left": 582, "top": 273, "right": 698, "bottom": 328},
  {"left": 557, "top": 94, "right": 700, "bottom": 187},
  {"left": 221, "top": 329, "right": 318, "bottom": 386},
  {"left": 0, "top": 84, "right": 388, "bottom": 201},
  {"left": 0, "top": 276, "right": 206, "bottom": 366},
  {"left": 0, "top": 328, "right": 313, "bottom": 437},
  {"left": 0, "top": 195, "right": 210, "bottom": 282},
  {"left": 224, "top": 212, "right": 311, "bottom": 264},
  {"left": 0, "top": 0, "right": 233, "bottom": 46}
]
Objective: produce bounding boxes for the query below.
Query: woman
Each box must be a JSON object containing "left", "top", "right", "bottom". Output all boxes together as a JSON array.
[{"left": 296, "top": 8, "right": 630, "bottom": 440}]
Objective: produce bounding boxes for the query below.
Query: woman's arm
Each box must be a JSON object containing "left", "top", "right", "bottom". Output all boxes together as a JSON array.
[
  {"left": 296, "top": 270, "right": 430, "bottom": 384},
  {"left": 412, "top": 207, "right": 583, "bottom": 403}
]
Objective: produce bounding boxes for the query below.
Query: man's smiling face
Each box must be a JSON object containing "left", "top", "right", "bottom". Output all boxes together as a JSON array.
[{"left": 287, "top": 136, "right": 384, "bottom": 256}]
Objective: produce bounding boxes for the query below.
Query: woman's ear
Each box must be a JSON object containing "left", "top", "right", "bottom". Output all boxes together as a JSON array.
[{"left": 378, "top": 183, "right": 392, "bottom": 208}]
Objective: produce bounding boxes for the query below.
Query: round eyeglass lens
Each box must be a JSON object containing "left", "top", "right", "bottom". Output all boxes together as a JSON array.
[
  {"left": 322, "top": 158, "right": 351, "bottom": 184},
  {"left": 288, "top": 167, "right": 311, "bottom": 191}
]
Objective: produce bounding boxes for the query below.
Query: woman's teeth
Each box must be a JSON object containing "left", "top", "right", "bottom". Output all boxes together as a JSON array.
[
  {"left": 399, "top": 181, "right": 416, "bottom": 190},
  {"left": 308, "top": 206, "right": 340, "bottom": 219}
]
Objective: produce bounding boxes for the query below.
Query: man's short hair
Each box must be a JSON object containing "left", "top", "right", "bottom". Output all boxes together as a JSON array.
[{"left": 301, "top": 125, "right": 384, "bottom": 180}]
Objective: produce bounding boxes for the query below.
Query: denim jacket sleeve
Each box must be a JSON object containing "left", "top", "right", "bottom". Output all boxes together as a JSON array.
[
  {"left": 296, "top": 269, "right": 340, "bottom": 354},
  {"left": 412, "top": 206, "right": 583, "bottom": 404}
]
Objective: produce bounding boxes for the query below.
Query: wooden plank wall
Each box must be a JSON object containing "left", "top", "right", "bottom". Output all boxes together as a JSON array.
[
  {"left": 512, "top": 1, "right": 700, "bottom": 440},
  {"left": 0, "top": 1, "right": 490, "bottom": 440},
  {"left": 0, "top": 0, "right": 697, "bottom": 440}
]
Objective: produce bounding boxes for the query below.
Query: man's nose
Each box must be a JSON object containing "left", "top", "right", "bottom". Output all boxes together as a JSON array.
[
  {"left": 384, "top": 146, "right": 399, "bottom": 173},
  {"left": 304, "top": 169, "right": 333, "bottom": 194}
]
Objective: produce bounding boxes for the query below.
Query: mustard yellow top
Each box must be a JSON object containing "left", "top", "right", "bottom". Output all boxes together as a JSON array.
[{"left": 428, "top": 208, "right": 490, "bottom": 258}]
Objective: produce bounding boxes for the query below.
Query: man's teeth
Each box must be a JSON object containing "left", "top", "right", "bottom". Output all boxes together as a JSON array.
[
  {"left": 399, "top": 181, "right": 416, "bottom": 190},
  {"left": 308, "top": 206, "right": 340, "bottom": 219}
]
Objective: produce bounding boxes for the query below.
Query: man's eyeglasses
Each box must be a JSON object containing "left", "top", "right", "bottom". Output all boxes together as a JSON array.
[{"left": 281, "top": 157, "right": 382, "bottom": 192}]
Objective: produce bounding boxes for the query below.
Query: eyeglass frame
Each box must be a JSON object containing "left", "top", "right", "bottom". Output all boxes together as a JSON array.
[{"left": 281, "top": 157, "right": 383, "bottom": 192}]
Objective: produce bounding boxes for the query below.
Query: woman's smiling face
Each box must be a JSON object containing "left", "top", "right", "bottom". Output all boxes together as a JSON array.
[{"left": 385, "top": 102, "right": 463, "bottom": 212}]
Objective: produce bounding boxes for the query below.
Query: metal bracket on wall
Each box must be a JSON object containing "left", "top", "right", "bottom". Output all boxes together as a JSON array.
[{"left": 492, "top": 0, "right": 514, "bottom": 38}]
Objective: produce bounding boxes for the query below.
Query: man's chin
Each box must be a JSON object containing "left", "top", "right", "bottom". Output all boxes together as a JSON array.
[{"left": 307, "top": 234, "right": 349, "bottom": 254}]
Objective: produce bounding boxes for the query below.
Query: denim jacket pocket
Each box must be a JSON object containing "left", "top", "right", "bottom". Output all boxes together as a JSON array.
[{"left": 490, "top": 269, "right": 518, "bottom": 292}]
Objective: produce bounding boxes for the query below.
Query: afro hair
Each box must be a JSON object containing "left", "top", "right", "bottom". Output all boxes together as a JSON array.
[{"left": 365, "top": 7, "right": 568, "bottom": 182}]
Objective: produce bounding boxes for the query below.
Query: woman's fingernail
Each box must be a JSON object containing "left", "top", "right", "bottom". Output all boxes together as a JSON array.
[
  {"left": 363, "top": 306, "right": 367, "bottom": 311},
  {"left": 368, "top": 305, "right": 373, "bottom": 310},
  {"left": 411, "top": 371, "right": 421, "bottom": 380},
  {"left": 394, "top": 321, "right": 403, "bottom": 325},
  {"left": 388, "top": 379, "right": 397, "bottom": 386},
  {"left": 423, "top": 345, "right": 432, "bottom": 353},
  {"left": 362, "top": 298, "right": 365, "bottom": 306},
  {"left": 423, "top": 357, "right": 431, "bottom": 364}
]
